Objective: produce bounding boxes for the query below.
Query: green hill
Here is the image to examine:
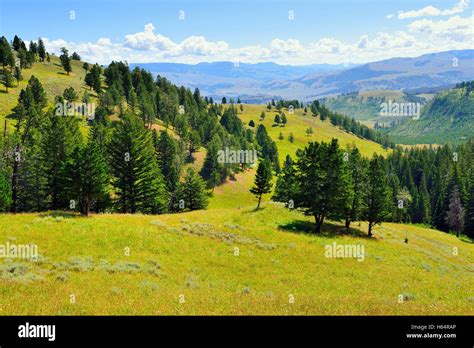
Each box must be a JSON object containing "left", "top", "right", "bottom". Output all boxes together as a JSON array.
[
  {"left": 388, "top": 83, "right": 474, "bottom": 144},
  {"left": 1, "top": 208, "right": 472, "bottom": 315},
  {"left": 320, "top": 90, "right": 427, "bottom": 122},
  {"left": 0, "top": 56, "right": 94, "bottom": 129},
  {"left": 1, "top": 55, "right": 472, "bottom": 316}
]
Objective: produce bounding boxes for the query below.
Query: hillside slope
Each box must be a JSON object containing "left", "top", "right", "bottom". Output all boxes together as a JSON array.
[
  {"left": 0, "top": 56, "right": 93, "bottom": 128},
  {"left": 0, "top": 208, "right": 472, "bottom": 315},
  {"left": 388, "top": 83, "right": 474, "bottom": 144}
]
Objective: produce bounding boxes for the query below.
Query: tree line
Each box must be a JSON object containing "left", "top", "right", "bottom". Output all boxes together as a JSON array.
[{"left": 258, "top": 138, "right": 473, "bottom": 238}]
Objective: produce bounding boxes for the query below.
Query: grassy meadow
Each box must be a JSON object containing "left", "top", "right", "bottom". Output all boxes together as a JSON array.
[
  {"left": 0, "top": 60, "right": 472, "bottom": 316},
  {"left": 1, "top": 198, "right": 472, "bottom": 315}
]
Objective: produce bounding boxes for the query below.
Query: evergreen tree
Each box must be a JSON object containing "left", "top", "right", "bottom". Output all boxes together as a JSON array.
[
  {"left": 272, "top": 155, "right": 298, "bottom": 206},
  {"left": 108, "top": 114, "right": 167, "bottom": 213},
  {"left": 59, "top": 47, "right": 72, "bottom": 75},
  {"left": 68, "top": 138, "right": 109, "bottom": 216},
  {"left": 250, "top": 159, "right": 273, "bottom": 209},
  {"left": 294, "top": 139, "right": 351, "bottom": 233},
  {"left": 175, "top": 168, "right": 209, "bottom": 211},
  {"left": 465, "top": 170, "right": 474, "bottom": 238},
  {"left": 0, "top": 171, "right": 12, "bottom": 211},
  {"left": 344, "top": 147, "right": 368, "bottom": 229},
  {"left": 446, "top": 185, "right": 464, "bottom": 237},
  {"left": 200, "top": 134, "right": 225, "bottom": 189},
  {"left": 1, "top": 71, "right": 14, "bottom": 93},
  {"left": 37, "top": 38, "right": 46, "bottom": 62},
  {"left": 364, "top": 155, "right": 391, "bottom": 237},
  {"left": 155, "top": 131, "right": 182, "bottom": 192}
]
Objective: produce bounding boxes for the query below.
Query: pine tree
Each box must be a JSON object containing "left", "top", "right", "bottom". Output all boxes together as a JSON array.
[
  {"left": 250, "top": 159, "right": 273, "bottom": 209},
  {"left": 175, "top": 168, "right": 209, "bottom": 211},
  {"left": 155, "top": 131, "right": 182, "bottom": 192},
  {"left": 446, "top": 185, "right": 464, "bottom": 237},
  {"left": 68, "top": 138, "right": 109, "bottom": 216},
  {"left": 200, "top": 134, "right": 225, "bottom": 189},
  {"left": 344, "top": 147, "right": 368, "bottom": 229},
  {"left": 465, "top": 171, "right": 474, "bottom": 238},
  {"left": 272, "top": 155, "right": 298, "bottom": 206},
  {"left": 0, "top": 171, "right": 12, "bottom": 211},
  {"left": 41, "top": 113, "right": 83, "bottom": 210},
  {"left": 1, "top": 71, "right": 14, "bottom": 93},
  {"left": 364, "top": 155, "right": 391, "bottom": 237},
  {"left": 59, "top": 47, "right": 72, "bottom": 75},
  {"left": 108, "top": 114, "right": 167, "bottom": 213},
  {"left": 295, "top": 139, "right": 351, "bottom": 233},
  {"left": 37, "top": 38, "right": 46, "bottom": 62}
]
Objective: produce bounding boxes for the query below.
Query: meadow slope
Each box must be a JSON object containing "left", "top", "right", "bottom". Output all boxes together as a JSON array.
[{"left": 0, "top": 203, "right": 472, "bottom": 315}]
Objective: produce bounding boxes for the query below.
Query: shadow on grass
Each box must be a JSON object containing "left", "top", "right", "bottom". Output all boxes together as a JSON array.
[
  {"left": 38, "top": 211, "right": 83, "bottom": 219},
  {"left": 278, "top": 219, "right": 371, "bottom": 239}
]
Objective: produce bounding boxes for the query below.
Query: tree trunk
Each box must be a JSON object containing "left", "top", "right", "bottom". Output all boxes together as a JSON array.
[
  {"left": 368, "top": 221, "right": 373, "bottom": 237},
  {"left": 345, "top": 218, "right": 350, "bottom": 229},
  {"left": 256, "top": 194, "right": 262, "bottom": 210}
]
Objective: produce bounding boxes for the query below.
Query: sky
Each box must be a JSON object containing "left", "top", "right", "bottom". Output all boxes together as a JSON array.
[{"left": 0, "top": 0, "right": 472, "bottom": 65}]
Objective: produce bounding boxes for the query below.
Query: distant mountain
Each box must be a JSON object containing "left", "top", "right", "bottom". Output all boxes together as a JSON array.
[
  {"left": 387, "top": 81, "right": 474, "bottom": 144},
  {"left": 130, "top": 50, "right": 474, "bottom": 102},
  {"left": 295, "top": 50, "right": 474, "bottom": 98},
  {"left": 129, "top": 61, "right": 355, "bottom": 102}
]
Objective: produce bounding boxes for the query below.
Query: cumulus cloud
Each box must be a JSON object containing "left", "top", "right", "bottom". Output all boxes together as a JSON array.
[
  {"left": 41, "top": 17, "right": 473, "bottom": 66},
  {"left": 398, "top": 0, "right": 469, "bottom": 19}
]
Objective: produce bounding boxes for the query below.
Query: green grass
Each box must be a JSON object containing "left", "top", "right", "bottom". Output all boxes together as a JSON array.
[
  {"left": 0, "top": 206, "right": 472, "bottom": 315},
  {"left": 0, "top": 56, "right": 94, "bottom": 130},
  {"left": 237, "top": 104, "right": 389, "bottom": 164},
  {"left": 1, "top": 61, "right": 470, "bottom": 316}
]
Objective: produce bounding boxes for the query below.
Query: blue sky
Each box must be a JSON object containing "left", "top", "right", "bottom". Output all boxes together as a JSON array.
[{"left": 0, "top": 0, "right": 472, "bottom": 64}]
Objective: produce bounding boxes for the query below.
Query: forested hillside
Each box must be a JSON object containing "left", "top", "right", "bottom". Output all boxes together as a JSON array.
[{"left": 388, "top": 82, "right": 474, "bottom": 144}]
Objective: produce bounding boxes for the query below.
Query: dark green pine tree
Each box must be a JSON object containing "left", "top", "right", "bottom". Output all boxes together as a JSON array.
[
  {"left": 344, "top": 147, "right": 368, "bottom": 229},
  {"left": 155, "top": 130, "right": 182, "bottom": 192},
  {"left": 272, "top": 155, "right": 298, "bottom": 206},
  {"left": 16, "top": 139, "right": 49, "bottom": 212},
  {"left": 464, "top": 170, "right": 474, "bottom": 238},
  {"left": 108, "top": 114, "right": 168, "bottom": 214},
  {"left": 59, "top": 47, "right": 72, "bottom": 75},
  {"left": 68, "top": 138, "right": 110, "bottom": 216},
  {"left": 364, "top": 155, "right": 392, "bottom": 237},
  {"left": 200, "top": 134, "right": 225, "bottom": 189},
  {"left": 174, "top": 168, "right": 209, "bottom": 211},
  {"left": 294, "top": 139, "right": 351, "bottom": 233},
  {"left": 250, "top": 159, "right": 273, "bottom": 210},
  {"left": 415, "top": 173, "right": 432, "bottom": 225},
  {"left": 37, "top": 38, "right": 46, "bottom": 62},
  {"left": 40, "top": 112, "right": 83, "bottom": 210},
  {"left": 0, "top": 171, "right": 12, "bottom": 212}
]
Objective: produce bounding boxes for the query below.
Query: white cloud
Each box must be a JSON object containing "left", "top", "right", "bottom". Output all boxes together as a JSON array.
[
  {"left": 398, "top": 0, "right": 469, "bottom": 19},
  {"left": 408, "top": 14, "right": 473, "bottom": 41},
  {"left": 41, "top": 17, "right": 473, "bottom": 66},
  {"left": 97, "top": 38, "right": 111, "bottom": 46},
  {"left": 357, "top": 35, "right": 369, "bottom": 49},
  {"left": 386, "top": 14, "right": 394, "bottom": 19}
]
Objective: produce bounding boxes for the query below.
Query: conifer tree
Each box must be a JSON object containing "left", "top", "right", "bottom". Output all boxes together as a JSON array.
[
  {"left": 59, "top": 47, "right": 72, "bottom": 75},
  {"left": 68, "top": 138, "right": 109, "bottom": 216},
  {"left": 364, "top": 155, "right": 391, "bottom": 237},
  {"left": 108, "top": 114, "right": 167, "bottom": 214},
  {"left": 175, "top": 168, "right": 209, "bottom": 211},
  {"left": 250, "top": 159, "right": 273, "bottom": 210}
]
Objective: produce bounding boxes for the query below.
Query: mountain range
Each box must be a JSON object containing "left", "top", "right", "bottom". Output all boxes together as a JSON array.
[{"left": 130, "top": 50, "right": 474, "bottom": 103}]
